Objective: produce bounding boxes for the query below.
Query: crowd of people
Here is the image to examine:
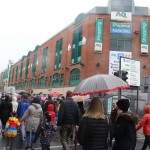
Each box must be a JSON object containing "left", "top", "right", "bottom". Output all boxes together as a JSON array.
[{"left": 0, "top": 91, "right": 150, "bottom": 150}]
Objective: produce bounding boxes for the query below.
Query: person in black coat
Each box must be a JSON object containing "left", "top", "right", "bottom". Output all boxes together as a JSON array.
[
  {"left": 112, "top": 99, "right": 139, "bottom": 150},
  {"left": 77, "top": 97, "right": 112, "bottom": 150},
  {"left": 57, "top": 91, "right": 80, "bottom": 150},
  {"left": 0, "top": 95, "right": 12, "bottom": 134}
]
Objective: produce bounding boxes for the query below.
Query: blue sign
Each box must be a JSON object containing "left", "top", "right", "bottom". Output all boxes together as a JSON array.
[{"left": 111, "top": 28, "right": 132, "bottom": 34}]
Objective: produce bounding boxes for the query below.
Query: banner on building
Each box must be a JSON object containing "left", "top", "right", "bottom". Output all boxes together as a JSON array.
[
  {"left": 94, "top": 19, "right": 103, "bottom": 52},
  {"left": 110, "top": 22, "right": 132, "bottom": 34},
  {"left": 111, "top": 11, "right": 132, "bottom": 22},
  {"left": 141, "top": 20, "right": 149, "bottom": 54},
  {"left": 109, "top": 51, "right": 132, "bottom": 75}
]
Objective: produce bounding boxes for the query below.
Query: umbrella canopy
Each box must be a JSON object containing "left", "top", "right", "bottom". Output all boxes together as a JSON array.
[
  {"left": 73, "top": 74, "right": 130, "bottom": 96},
  {"left": 18, "top": 91, "right": 31, "bottom": 96},
  {"left": 49, "top": 91, "right": 61, "bottom": 97}
]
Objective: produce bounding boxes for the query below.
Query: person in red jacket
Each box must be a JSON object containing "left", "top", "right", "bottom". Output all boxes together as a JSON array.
[
  {"left": 136, "top": 105, "right": 150, "bottom": 150},
  {"left": 47, "top": 104, "right": 56, "bottom": 125}
]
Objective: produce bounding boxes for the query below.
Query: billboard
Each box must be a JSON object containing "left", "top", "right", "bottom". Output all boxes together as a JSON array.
[
  {"left": 111, "top": 11, "right": 132, "bottom": 22},
  {"left": 120, "top": 57, "right": 140, "bottom": 86},
  {"left": 94, "top": 19, "right": 103, "bottom": 52},
  {"left": 141, "top": 20, "right": 149, "bottom": 54},
  {"left": 109, "top": 51, "right": 132, "bottom": 75},
  {"left": 110, "top": 22, "right": 132, "bottom": 34}
]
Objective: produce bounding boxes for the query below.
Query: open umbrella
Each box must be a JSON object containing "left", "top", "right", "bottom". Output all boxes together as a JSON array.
[
  {"left": 73, "top": 74, "right": 130, "bottom": 96},
  {"left": 49, "top": 91, "right": 61, "bottom": 97},
  {"left": 18, "top": 91, "right": 31, "bottom": 96}
]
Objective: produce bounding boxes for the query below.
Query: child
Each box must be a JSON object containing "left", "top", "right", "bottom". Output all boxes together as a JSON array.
[
  {"left": 34, "top": 111, "right": 57, "bottom": 150},
  {"left": 4, "top": 111, "right": 20, "bottom": 150}
]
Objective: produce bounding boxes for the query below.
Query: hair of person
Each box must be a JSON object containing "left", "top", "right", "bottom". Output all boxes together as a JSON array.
[
  {"left": 31, "top": 96, "right": 40, "bottom": 104},
  {"left": 83, "top": 97, "right": 105, "bottom": 119},
  {"left": 66, "top": 91, "right": 72, "bottom": 98},
  {"left": 5, "top": 95, "right": 10, "bottom": 102},
  {"left": 44, "top": 111, "right": 51, "bottom": 122}
]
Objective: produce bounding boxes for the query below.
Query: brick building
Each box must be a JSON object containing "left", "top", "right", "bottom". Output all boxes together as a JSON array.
[{"left": 6, "top": 0, "right": 150, "bottom": 95}]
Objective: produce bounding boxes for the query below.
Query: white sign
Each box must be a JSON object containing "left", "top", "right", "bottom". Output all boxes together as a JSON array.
[
  {"left": 121, "top": 58, "right": 140, "bottom": 86},
  {"left": 111, "top": 11, "right": 132, "bottom": 22},
  {"left": 109, "top": 51, "right": 132, "bottom": 75},
  {"left": 94, "top": 42, "right": 102, "bottom": 51},
  {"left": 141, "top": 44, "right": 148, "bottom": 54}
]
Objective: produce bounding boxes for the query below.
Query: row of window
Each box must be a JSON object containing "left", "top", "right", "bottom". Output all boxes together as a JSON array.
[{"left": 13, "top": 68, "right": 80, "bottom": 90}]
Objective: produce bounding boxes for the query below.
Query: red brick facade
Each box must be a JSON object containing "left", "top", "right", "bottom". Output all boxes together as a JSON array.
[{"left": 7, "top": 13, "right": 150, "bottom": 94}]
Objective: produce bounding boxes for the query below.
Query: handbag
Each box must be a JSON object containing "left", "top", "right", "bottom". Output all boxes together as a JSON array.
[{"left": 106, "top": 116, "right": 112, "bottom": 150}]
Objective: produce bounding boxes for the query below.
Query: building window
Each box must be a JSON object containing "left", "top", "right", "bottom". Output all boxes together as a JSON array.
[
  {"left": 111, "top": 0, "right": 132, "bottom": 12},
  {"left": 60, "top": 73, "right": 64, "bottom": 86},
  {"left": 11, "top": 68, "right": 14, "bottom": 82},
  {"left": 32, "top": 54, "right": 37, "bottom": 76},
  {"left": 70, "top": 68, "right": 80, "bottom": 85},
  {"left": 20, "top": 62, "right": 23, "bottom": 80},
  {"left": 45, "top": 77, "right": 48, "bottom": 87},
  {"left": 31, "top": 79, "right": 35, "bottom": 89},
  {"left": 41, "top": 76, "right": 46, "bottom": 88},
  {"left": 72, "top": 28, "right": 82, "bottom": 64},
  {"left": 53, "top": 73, "right": 60, "bottom": 87},
  {"left": 54, "top": 39, "right": 62, "bottom": 69},
  {"left": 25, "top": 59, "right": 30, "bottom": 79},
  {"left": 50, "top": 76, "right": 52, "bottom": 87},
  {"left": 15, "top": 66, "right": 18, "bottom": 81},
  {"left": 42, "top": 47, "right": 48, "bottom": 73},
  {"left": 110, "top": 34, "right": 132, "bottom": 52}
]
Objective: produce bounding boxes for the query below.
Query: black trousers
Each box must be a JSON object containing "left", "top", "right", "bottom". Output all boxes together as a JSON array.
[
  {"left": 42, "top": 144, "right": 50, "bottom": 150},
  {"left": 142, "top": 135, "right": 150, "bottom": 150}
]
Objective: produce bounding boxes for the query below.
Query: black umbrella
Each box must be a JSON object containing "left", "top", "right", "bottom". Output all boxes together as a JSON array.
[
  {"left": 72, "top": 74, "right": 130, "bottom": 96},
  {"left": 18, "top": 91, "right": 31, "bottom": 96}
]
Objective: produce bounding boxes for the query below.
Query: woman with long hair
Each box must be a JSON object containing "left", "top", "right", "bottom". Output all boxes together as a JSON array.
[{"left": 77, "top": 97, "right": 111, "bottom": 150}]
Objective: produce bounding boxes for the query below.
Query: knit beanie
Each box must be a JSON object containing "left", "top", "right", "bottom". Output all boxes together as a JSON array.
[{"left": 117, "top": 99, "right": 130, "bottom": 112}]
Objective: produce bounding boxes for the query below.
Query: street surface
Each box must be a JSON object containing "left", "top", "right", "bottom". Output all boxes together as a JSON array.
[{"left": 0, "top": 132, "right": 147, "bottom": 150}]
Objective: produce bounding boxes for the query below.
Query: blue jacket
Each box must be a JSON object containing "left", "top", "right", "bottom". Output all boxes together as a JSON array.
[{"left": 17, "top": 101, "right": 30, "bottom": 119}]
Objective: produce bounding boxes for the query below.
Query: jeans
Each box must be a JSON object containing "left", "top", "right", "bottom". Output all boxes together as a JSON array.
[
  {"left": 59, "top": 125, "right": 75, "bottom": 150},
  {"left": 26, "top": 131, "right": 35, "bottom": 146},
  {"left": 141, "top": 135, "right": 150, "bottom": 150},
  {"left": 7, "top": 137, "right": 14, "bottom": 149},
  {"left": 20, "top": 122, "right": 26, "bottom": 141}
]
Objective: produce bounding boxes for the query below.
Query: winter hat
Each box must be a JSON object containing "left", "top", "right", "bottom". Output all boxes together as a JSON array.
[{"left": 117, "top": 99, "right": 130, "bottom": 112}]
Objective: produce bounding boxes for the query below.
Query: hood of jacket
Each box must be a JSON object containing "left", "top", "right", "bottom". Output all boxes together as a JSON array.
[
  {"left": 48, "top": 104, "right": 54, "bottom": 112},
  {"left": 32, "top": 103, "right": 41, "bottom": 109},
  {"left": 144, "top": 105, "right": 150, "bottom": 114},
  {"left": 119, "top": 112, "right": 139, "bottom": 122},
  {"left": 12, "top": 96, "right": 17, "bottom": 102}
]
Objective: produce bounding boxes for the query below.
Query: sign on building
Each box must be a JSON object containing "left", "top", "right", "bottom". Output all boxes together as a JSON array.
[
  {"left": 110, "top": 22, "right": 132, "bottom": 34},
  {"left": 141, "top": 20, "right": 149, "bottom": 54},
  {"left": 109, "top": 51, "right": 132, "bottom": 75},
  {"left": 111, "top": 11, "right": 132, "bottom": 22},
  {"left": 94, "top": 19, "right": 103, "bottom": 52}
]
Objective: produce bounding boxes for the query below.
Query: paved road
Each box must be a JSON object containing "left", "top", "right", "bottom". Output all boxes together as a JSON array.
[{"left": 0, "top": 132, "right": 147, "bottom": 150}]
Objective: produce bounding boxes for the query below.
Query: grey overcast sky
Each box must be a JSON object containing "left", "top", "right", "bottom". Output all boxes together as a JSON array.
[{"left": 0, "top": 0, "right": 149, "bottom": 72}]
